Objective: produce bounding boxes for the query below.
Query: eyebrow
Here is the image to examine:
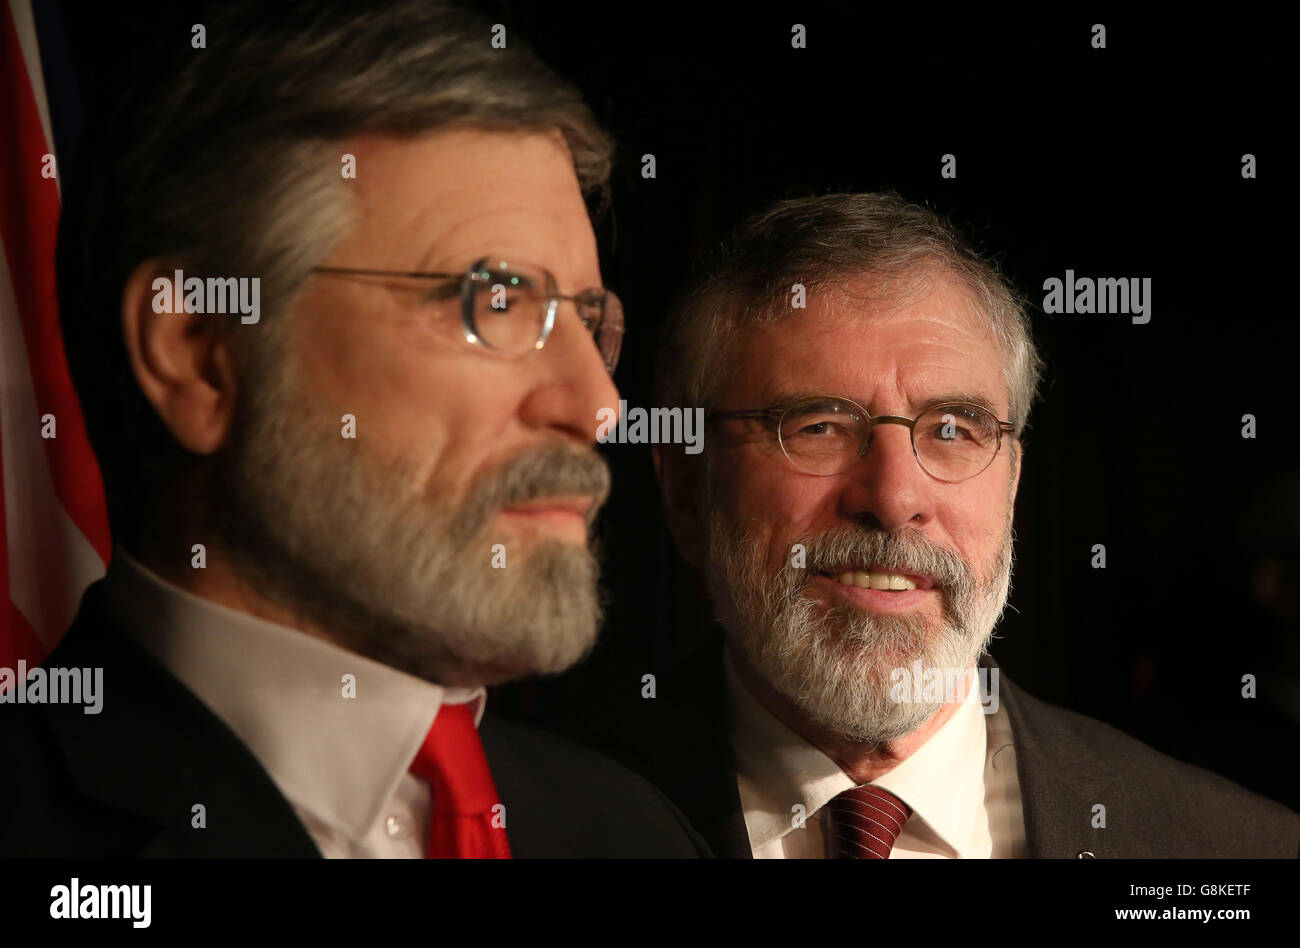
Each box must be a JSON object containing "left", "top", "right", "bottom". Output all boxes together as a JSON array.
[
  {"left": 915, "top": 391, "right": 1002, "bottom": 416},
  {"left": 771, "top": 390, "right": 1004, "bottom": 417}
]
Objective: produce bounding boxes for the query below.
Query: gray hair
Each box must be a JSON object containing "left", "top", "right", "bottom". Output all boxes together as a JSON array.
[
  {"left": 656, "top": 192, "right": 1043, "bottom": 443},
  {"left": 57, "top": 0, "right": 612, "bottom": 547}
]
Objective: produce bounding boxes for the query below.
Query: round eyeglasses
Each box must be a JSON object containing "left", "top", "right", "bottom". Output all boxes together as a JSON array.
[
  {"left": 312, "top": 257, "right": 625, "bottom": 374},
  {"left": 710, "top": 394, "right": 1015, "bottom": 483}
]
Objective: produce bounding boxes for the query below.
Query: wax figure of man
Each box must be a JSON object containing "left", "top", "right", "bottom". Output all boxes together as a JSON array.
[
  {"left": 573, "top": 192, "right": 1300, "bottom": 858},
  {"left": 0, "top": 1, "right": 706, "bottom": 859}
]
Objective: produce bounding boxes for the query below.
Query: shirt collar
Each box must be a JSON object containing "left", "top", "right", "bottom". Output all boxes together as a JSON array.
[
  {"left": 102, "top": 547, "right": 485, "bottom": 844},
  {"left": 725, "top": 651, "right": 853, "bottom": 848},
  {"left": 725, "top": 647, "right": 988, "bottom": 856},
  {"left": 871, "top": 668, "right": 988, "bottom": 856}
]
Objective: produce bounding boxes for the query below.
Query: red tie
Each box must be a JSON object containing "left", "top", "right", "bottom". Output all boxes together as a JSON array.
[
  {"left": 822, "top": 785, "right": 912, "bottom": 859},
  {"left": 408, "top": 702, "right": 511, "bottom": 859}
]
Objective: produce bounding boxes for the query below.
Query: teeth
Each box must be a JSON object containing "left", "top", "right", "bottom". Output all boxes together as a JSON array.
[{"left": 831, "top": 571, "right": 917, "bottom": 591}]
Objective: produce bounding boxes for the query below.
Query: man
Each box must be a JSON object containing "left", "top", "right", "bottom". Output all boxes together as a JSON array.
[
  {"left": 0, "top": 1, "right": 706, "bottom": 858},
  {"left": 576, "top": 192, "right": 1300, "bottom": 858}
]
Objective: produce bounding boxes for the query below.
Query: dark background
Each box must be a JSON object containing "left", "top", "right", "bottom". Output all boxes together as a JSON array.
[{"left": 59, "top": 2, "right": 1299, "bottom": 808}]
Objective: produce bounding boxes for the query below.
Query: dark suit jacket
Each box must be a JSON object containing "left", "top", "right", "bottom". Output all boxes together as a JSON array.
[
  {"left": 561, "top": 634, "right": 1300, "bottom": 858},
  {"left": 0, "top": 583, "right": 709, "bottom": 858}
]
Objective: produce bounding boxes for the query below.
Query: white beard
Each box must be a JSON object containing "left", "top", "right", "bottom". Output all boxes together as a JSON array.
[
  {"left": 707, "top": 509, "right": 1014, "bottom": 744},
  {"left": 208, "top": 328, "right": 611, "bottom": 686}
]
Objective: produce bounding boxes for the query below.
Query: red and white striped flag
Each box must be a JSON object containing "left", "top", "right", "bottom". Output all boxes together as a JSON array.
[{"left": 0, "top": 0, "right": 111, "bottom": 672}]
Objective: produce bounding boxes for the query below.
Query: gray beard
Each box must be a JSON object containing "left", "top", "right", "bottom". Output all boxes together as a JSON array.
[
  {"left": 707, "top": 508, "right": 1014, "bottom": 745},
  {"left": 206, "top": 329, "right": 611, "bottom": 687}
]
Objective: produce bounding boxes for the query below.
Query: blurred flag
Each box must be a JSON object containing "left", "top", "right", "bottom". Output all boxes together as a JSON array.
[{"left": 0, "top": 0, "right": 110, "bottom": 674}]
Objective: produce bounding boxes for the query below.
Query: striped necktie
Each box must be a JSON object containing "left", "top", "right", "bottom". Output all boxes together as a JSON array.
[{"left": 823, "top": 785, "right": 912, "bottom": 859}]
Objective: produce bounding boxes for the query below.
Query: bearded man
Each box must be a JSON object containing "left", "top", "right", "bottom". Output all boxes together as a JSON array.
[
  {"left": 0, "top": 1, "right": 705, "bottom": 858},
  {"left": 586, "top": 191, "right": 1300, "bottom": 859}
]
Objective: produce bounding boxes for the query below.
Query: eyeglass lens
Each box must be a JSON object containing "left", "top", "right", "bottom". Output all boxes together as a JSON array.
[
  {"left": 464, "top": 258, "right": 623, "bottom": 372},
  {"left": 776, "top": 397, "right": 1000, "bottom": 480}
]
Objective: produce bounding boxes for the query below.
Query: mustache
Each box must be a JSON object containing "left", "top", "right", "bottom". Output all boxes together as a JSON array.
[
  {"left": 451, "top": 441, "right": 612, "bottom": 538},
  {"left": 789, "top": 524, "right": 975, "bottom": 594}
]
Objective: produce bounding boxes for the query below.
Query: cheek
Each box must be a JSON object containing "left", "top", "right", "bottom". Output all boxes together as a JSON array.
[
  {"left": 939, "top": 487, "right": 1012, "bottom": 560},
  {"left": 290, "top": 302, "right": 516, "bottom": 487},
  {"left": 299, "top": 333, "right": 449, "bottom": 452},
  {"left": 372, "top": 355, "right": 524, "bottom": 493},
  {"left": 729, "top": 462, "right": 835, "bottom": 567}
]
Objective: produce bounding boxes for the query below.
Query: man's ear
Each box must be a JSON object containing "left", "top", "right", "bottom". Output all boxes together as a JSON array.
[
  {"left": 120, "top": 260, "right": 240, "bottom": 455},
  {"left": 652, "top": 442, "right": 708, "bottom": 569}
]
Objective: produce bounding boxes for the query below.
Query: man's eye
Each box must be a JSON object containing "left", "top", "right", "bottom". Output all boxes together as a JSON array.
[
  {"left": 421, "top": 281, "right": 460, "bottom": 304},
  {"left": 476, "top": 272, "right": 540, "bottom": 312},
  {"left": 924, "top": 415, "right": 971, "bottom": 438},
  {"left": 485, "top": 271, "right": 536, "bottom": 291},
  {"left": 486, "top": 285, "right": 516, "bottom": 311},
  {"left": 930, "top": 423, "right": 972, "bottom": 441},
  {"left": 922, "top": 409, "right": 994, "bottom": 446},
  {"left": 791, "top": 419, "right": 855, "bottom": 438}
]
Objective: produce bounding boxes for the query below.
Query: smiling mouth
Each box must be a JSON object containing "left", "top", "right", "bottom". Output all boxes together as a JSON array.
[{"left": 814, "top": 567, "right": 938, "bottom": 592}]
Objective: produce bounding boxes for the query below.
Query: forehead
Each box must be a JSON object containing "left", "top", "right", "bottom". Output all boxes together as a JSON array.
[
  {"left": 722, "top": 270, "right": 1008, "bottom": 414},
  {"left": 340, "top": 127, "right": 598, "bottom": 280}
]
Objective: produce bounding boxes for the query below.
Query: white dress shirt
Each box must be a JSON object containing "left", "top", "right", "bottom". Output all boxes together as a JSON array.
[
  {"left": 725, "top": 649, "right": 1027, "bottom": 858},
  {"left": 102, "top": 547, "right": 485, "bottom": 858}
]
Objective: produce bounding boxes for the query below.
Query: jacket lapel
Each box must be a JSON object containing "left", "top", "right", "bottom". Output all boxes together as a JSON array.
[
  {"left": 662, "top": 640, "right": 752, "bottom": 858},
  {"left": 667, "top": 644, "right": 1136, "bottom": 858},
  {"left": 597, "top": 634, "right": 751, "bottom": 858},
  {"left": 983, "top": 654, "right": 1143, "bottom": 857},
  {"left": 41, "top": 583, "right": 321, "bottom": 857}
]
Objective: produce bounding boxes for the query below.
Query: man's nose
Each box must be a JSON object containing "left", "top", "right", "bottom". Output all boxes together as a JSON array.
[
  {"left": 515, "top": 305, "right": 620, "bottom": 445},
  {"left": 838, "top": 421, "right": 933, "bottom": 531}
]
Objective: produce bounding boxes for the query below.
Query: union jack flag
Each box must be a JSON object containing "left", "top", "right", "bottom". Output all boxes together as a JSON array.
[{"left": 0, "top": 0, "right": 110, "bottom": 676}]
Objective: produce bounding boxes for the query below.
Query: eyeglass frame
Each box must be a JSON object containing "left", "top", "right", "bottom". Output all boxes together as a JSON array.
[
  {"left": 708, "top": 393, "right": 1016, "bottom": 483},
  {"left": 310, "top": 256, "right": 624, "bottom": 374}
]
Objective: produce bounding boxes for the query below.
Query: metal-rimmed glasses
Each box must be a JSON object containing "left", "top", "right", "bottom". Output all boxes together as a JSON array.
[
  {"left": 709, "top": 393, "right": 1015, "bottom": 482},
  {"left": 312, "top": 256, "right": 625, "bottom": 374}
]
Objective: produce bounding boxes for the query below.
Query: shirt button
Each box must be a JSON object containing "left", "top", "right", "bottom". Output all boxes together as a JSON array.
[{"left": 386, "top": 816, "right": 409, "bottom": 838}]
